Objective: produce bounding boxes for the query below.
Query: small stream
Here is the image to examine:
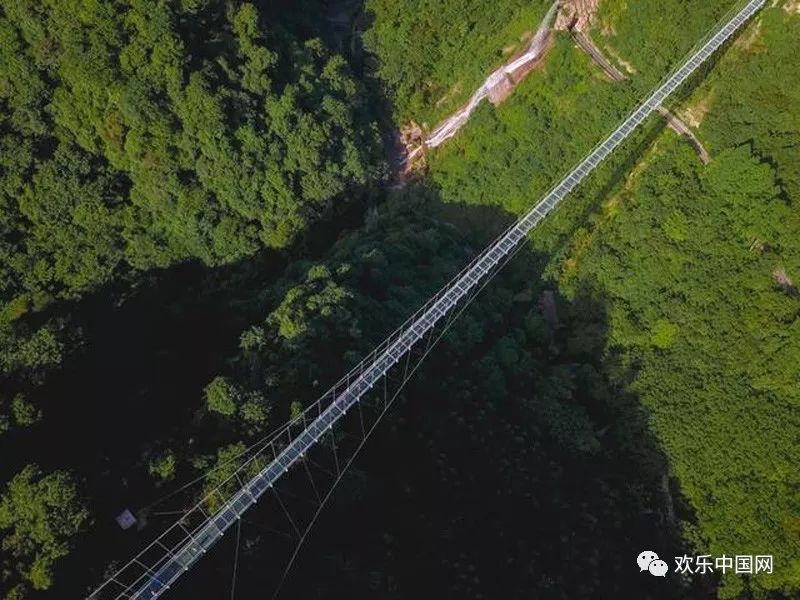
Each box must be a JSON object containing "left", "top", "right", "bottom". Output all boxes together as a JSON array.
[{"left": 408, "top": 0, "right": 560, "bottom": 160}]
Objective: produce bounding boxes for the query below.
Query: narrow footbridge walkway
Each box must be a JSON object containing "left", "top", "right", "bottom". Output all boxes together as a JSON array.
[{"left": 88, "top": 1, "right": 765, "bottom": 597}]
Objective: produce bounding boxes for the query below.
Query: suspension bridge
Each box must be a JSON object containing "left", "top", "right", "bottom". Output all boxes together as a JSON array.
[{"left": 87, "top": 1, "right": 766, "bottom": 597}]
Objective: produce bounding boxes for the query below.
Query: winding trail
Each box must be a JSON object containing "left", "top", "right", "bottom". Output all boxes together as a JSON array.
[
  {"left": 572, "top": 30, "right": 626, "bottom": 81},
  {"left": 570, "top": 25, "right": 711, "bottom": 163}
]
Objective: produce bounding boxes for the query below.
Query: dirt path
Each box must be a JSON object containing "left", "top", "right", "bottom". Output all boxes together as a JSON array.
[
  {"left": 572, "top": 30, "right": 626, "bottom": 82},
  {"left": 564, "top": 12, "right": 711, "bottom": 164},
  {"left": 655, "top": 107, "right": 711, "bottom": 164}
]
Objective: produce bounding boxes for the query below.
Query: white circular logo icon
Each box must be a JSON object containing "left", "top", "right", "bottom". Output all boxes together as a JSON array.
[
  {"left": 648, "top": 559, "right": 669, "bottom": 577},
  {"left": 637, "top": 550, "right": 660, "bottom": 572}
]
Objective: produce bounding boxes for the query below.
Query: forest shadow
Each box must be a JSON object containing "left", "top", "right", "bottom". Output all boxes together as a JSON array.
[
  {"left": 10, "top": 182, "right": 394, "bottom": 597},
  {"left": 267, "top": 191, "right": 699, "bottom": 600},
  {"left": 19, "top": 150, "right": 715, "bottom": 598},
  {"left": 76, "top": 183, "right": 706, "bottom": 600}
]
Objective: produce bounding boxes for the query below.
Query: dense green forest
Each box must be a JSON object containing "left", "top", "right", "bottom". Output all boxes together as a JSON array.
[
  {"left": 0, "top": 0, "right": 383, "bottom": 596},
  {"left": 0, "top": 0, "right": 797, "bottom": 599},
  {"left": 0, "top": 0, "right": 384, "bottom": 404},
  {"left": 362, "top": 0, "right": 552, "bottom": 125},
  {"left": 409, "top": 0, "right": 800, "bottom": 596},
  {"left": 563, "top": 7, "right": 800, "bottom": 595}
]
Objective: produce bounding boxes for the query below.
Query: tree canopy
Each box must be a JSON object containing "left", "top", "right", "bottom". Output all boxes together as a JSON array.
[
  {"left": 0, "top": 465, "right": 88, "bottom": 597},
  {"left": 0, "top": 1, "right": 797, "bottom": 598}
]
